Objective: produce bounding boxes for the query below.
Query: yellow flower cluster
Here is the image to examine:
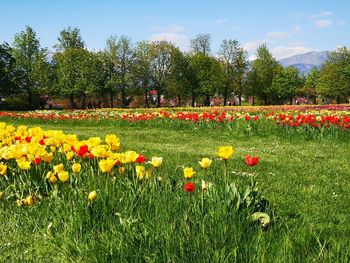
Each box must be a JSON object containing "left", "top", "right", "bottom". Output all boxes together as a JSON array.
[
  {"left": 0, "top": 123, "right": 169, "bottom": 206},
  {"left": 17, "top": 195, "right": 34, "bottom": 207}
]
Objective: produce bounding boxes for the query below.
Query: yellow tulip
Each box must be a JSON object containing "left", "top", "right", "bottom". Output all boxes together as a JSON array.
[
  {"left": 17, "top": 199, "right": 25, "bottom": 207},
  {"left": 198, "top": 158, "right": 212, "bottom": 169},
  {"left": 72, "top": 163, "right": 81, "bottom": 173},
  {"left": 0, "top": 191, "right": 3, "bottom": 200},
  {"left": 25, "top": 195, "right": 34, "bottom": 206},
  {"left": 53, "top": 163, "right": 65, "bottom": 173},
  {"left": 98, "top": 159, "right": 115, "bottom": 173},
  {"left": 183, "top": 167, "right": 196, "bottom": 179},
  {"left": 124, "top": 151, "right": 139, "bottom": 163},
  {"left": 43, "top": 152, "right": 54, "bottom": 163},
  {"left": 50, "top": 146, "right": 56, "bottom": 153},
  {"left": 16, "top": 158, "right": 31, "bottom": 170},
  {"left": 46, "top": 171, "right": 57, "bottom": 184},
  {"left": 118, "top": 167, "right": 126, "bottom": 174},
  {"left": 218, "top": 146, "right": 235, "bottom": 160},
  {"left": 151, "top": 157, "right": 163, "bottom": 168},
  {"left": 135, "top": 165, "right": 145, "bottom": 179},
  {"left": 0, "top": 163, "right": 7, "bottom": 176},
  {"left": 88, "top": 191, "right": 97, "bottom": 202},
  {"left": 58, "top": 171, "right": 69, "bottom": 183},
  {"left": 90, "top": 145, "right": 109, "bottom": 158},
  {"left": 105, "top": 134, "right": 120, "bottom": 151},
  {"left": 66, "top": 151, "right": 74, "bottom": 161}
]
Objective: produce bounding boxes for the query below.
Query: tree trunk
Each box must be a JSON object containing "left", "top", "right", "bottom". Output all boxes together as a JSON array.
[
  {"left": 206, "top": 95, "right": 210, "bottom": 106},
  {"left": 27, "top": 88, "right": 33, "bottom": 109},
  {"left": 157, "top": 92, "right": 161, "bottom": 108},
  {"left": 290, "top": 97, "right": 293, "bottom": 105},
  {"left": 252, "top": 94, "right": 255, "bottom": 106},
  {"left": 238, "top": 94, "right": 242, "bottom": 106},
  {"left": 264, "top": 97, "right": 268, "bottom": 105},
  {"left": 121, "top": 86, "right": 126, "bottom": 108},
  {"left": 144, "top": 89, "right": 149, "bottom": 108},
  {"left": 191, "top": 93, "right": 196, "bottom": 107},
  {"left": 177, "top": 95, "right": 181, "bottom": 107},
  {"left": 223, "top": 90, "right": 228, "bottom": 106},
  {"left": 82, "top": 94, "right": 86, "bottom": 109},
  {"left": 70, "top": 94, "right": 75, "bottom": 109},
  {"left": 110, "top": 92, "right": 114, "bottom": 108}
]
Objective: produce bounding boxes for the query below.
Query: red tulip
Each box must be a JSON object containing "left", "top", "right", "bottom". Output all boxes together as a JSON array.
[
  {"left": 245, "top": 155, "right": 260, "bottom": 167},
  {"left": 33, "top": 157, "right": 42, "bottom": 165},
  {"left": 184, "top": 182, "right": 195, "bottom": 193},
  {"left": 77, "top": 145, "right": 89, "bottom": 157},
  {"left": 136, "top": 154, "right": 146, "bottom": 163}
]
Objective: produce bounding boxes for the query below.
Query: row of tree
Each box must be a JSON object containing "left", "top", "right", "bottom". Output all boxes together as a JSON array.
[{"left": 0, "top": 26, "right": 349, "bottom": 109}]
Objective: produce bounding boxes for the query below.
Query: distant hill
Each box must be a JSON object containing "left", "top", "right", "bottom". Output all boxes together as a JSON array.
[{"left": 279, "top": 51, "right": 330, "bottom": 75}]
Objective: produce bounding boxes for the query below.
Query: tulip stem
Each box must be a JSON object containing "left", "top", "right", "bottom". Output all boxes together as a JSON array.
[{"left": 224, "top": 160, "right": 228, "bottom": 185}]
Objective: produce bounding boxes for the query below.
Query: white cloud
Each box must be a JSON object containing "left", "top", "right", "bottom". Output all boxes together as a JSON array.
[
  {"left": 242, "top": 40, "right": 267, "bottom": 53},
  {"left": 291, "top": 13, "right": 303, "bottom": 19},
  {"left": 337, "top": 20, "right": 346, "bottom": 26},
  {"left": 152, "top": 24, "right": 184, "bottom": 34},
  {"left": 271, "top": 46, "right": 316, "bottom": 60},
  {"left": 266, "top": 31, "right": 290, "bottom": 40},
  {"left": 291, "top": 25, "right": 302, "bottom": 34},
  {"left": 310, "top": 11, "right": 333, "bottom": 18},
  {"left": 289, "top": 40, "right": 307, "bottom": 46},
  {"left": 232, "top": 26, "right": 240, "bottom": 31},
  {"left": 265, "top": 26, "right": 302, "bottom": 41},
  {"left": 248, "top": 55, "right": 257, "bottom": 61},
  {"left": 215, "top": 18, "right": 229, "bottom": 24},
  {"left": 149, "top": 33, "right": 190, "bottom": 51},
  {"left": 149, "top": 24, "right": 190, "bottom": 50},
  {"left": 336, "top": 45, "right": 345, "bottom": 49},
  {"left": 314, "top": 19, "right": 332, "bottom": 28}
]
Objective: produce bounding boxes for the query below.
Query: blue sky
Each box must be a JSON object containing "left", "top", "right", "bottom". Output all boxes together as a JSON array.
[{"left": 1, "top": 0, "right": 349, "bottom": 59}]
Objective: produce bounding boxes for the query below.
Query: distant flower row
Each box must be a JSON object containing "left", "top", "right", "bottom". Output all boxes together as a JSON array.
[{"left": 0, "top": 104, "right": 349, "bottom": 130}]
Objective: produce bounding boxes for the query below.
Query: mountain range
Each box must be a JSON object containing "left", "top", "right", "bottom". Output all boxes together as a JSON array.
[{"left": 279, "top": 51, "right": 330, "bottom": 75}]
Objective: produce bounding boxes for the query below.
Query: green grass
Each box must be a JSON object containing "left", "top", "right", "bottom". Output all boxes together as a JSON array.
[{"left": 0, "top": 118, "right": 350, "bottom": 262}]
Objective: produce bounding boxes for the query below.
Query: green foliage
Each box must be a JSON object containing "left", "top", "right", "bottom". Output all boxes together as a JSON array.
[
  {"left": 271, "top": 66, "right": 302, "bottom": 104},
  {"left": 11, "top": 26, "right": 50, "bottom": 108},
  {"left": 189, "top": 52, "right": 225, "bottom": 106},
  {"left": 218, "top": 39, "right": 248, "bottom": 105},
  {"left": 148, "top": 41, "right": 178, "bottom": 107},
  {"left": 190, "top": 33, "right": 211, "bottom": 55},
  {"left": 302, "top": 67, "right": 319, "bottom": 103},
  {"left": 101, "top": 35, "right": 134, "bottom": 107},
  {"left": 132, "top": 41, "right": 152, "bottom": 107},
  {"left": 54, "top": 27, "right": 85, "bottom": 51},
  {"left": 250, "top": 44, "right": 280, "bottom": 105},
  {"left": 0, "top": 43, "right": 18, "bottom": 97},
  {"left": 317, "top": 47, "right": 350, "bottom": 103},
  {"left": 54, "top": 48, "right": 103, "bottom": 108}
]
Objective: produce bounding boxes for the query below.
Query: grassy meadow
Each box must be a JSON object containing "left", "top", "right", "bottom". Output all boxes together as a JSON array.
[{"left": 0, "top": 115, "right": 349, "bottom": 262}]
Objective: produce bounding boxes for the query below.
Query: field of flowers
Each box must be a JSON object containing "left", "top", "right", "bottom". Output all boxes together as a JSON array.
[
  {"left": 0, "top": 105, "right": 349, "bottom": 262},
  {"left": 1, "top": 104, "right": 350, "bottom": 131}
]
